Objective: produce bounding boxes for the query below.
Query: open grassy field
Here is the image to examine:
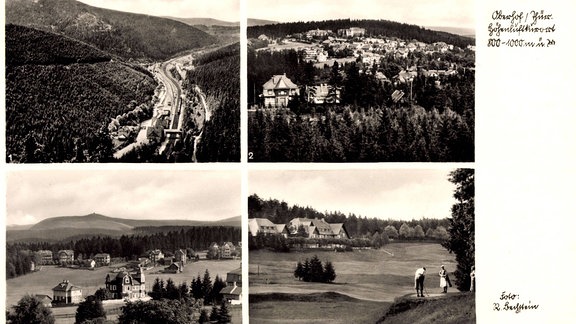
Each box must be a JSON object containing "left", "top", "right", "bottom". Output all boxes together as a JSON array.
[
  {"left": 6, "top": 259, "right": 241, "bottom": 308},
  {"left": 249, "top": 243, "right": 457, "bottom": 323}
]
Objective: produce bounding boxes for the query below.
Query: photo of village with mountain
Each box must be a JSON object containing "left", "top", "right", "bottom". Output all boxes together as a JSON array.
[
  {"left": 5, "top": 170, "right": 243, "bottom": 323},
  {"left": 248, "top": 169, "right": 475, "bottom": 323},
  {"left": 5, "top": 0, "right": 240, "bottom": 163},
  {"left": 247, "top": 0, "right": 475, "bottom": 162}
]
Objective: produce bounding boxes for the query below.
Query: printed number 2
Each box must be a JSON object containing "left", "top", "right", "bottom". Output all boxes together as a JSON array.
[{"left": 248, "top": 152, "right": 254, "bottom": 160}]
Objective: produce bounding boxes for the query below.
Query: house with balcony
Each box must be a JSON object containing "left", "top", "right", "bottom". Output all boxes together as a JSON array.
[
  {"left": 105, "top": 268, "right": 146, "bottom": 300},
  {"left": 262, "top": 74, "right": 300, "bottom": 108}
]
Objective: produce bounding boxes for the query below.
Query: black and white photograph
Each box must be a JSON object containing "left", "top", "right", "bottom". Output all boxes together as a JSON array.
[
  {"left": 5, "top": 170, "right": 242, "bottom": 323},
  {"left": 247, "top": 0, "right": 474, "bottom": 162},
  {"left": 5, "top": 0, "right": 240, "bottom": 163},
  {"left": 248, "top": 168, "right": 475, "bottom": 323}
]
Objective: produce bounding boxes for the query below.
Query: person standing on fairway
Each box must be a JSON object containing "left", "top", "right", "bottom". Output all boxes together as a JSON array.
[
  {"left": 414, "top": 267, "right": 426, "bottom": 297},
  {"left": 439, "top": 265, "right": 448, "bottom": 293}
]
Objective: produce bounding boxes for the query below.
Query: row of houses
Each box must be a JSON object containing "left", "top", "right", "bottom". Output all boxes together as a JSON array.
[
  {"left": 41, "top": 265, "right": 242, "bottom": 307},
  {"left": 262, "top": 74, "right": 342, "bottom": 108},
  {"left": 208, "top": 242, "right": 240, "bottom": 259},
  {"left": 249, "top": 217, "right": 350, "bottom": 239},
  {"left": 30, "top": 250, "right": 111, "bottom": 266}
]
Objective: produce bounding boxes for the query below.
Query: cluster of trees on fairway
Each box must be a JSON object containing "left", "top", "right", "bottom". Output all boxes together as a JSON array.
[
  {"left": 6, "top": 0, "right": 216, "bottom": 61},
  {"left": 442, "top": 169, "right": 475, "bottom": 291},
  {"left": 294, "top": 255, "right": 336, "bottom": 283},
  {"left": 5, "top": 25, "right": 157, "bottom": 163},
  {"left": 6, "top": 227, "right": 240, "bottom": 277},
  {"left": 247, "top": 19, "right": 474, "bottom": 49},
  {"left": 150, "top": 270, "right": 226, "bottom": 305},
  {"left": 175, "top": 43, "right": 240, "bottom": 162}
]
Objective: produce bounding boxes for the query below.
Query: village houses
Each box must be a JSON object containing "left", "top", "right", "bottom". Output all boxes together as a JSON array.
[
  {"left": 105, "top": 267, "right": 146, "bottom": 300},
  {"left": 94, "top": 253, "right": 111, "bottom": 266},
  {"left": 57, "top": 250, "right": 74, "bottom": 265},
  {"left": 249, "top": 217, "right": 348, "bottom": 239},
  {"left": 148, "top": 249, "right": 164, "bottom": 264},
  {"left": 262, "top": 74, "right": 300, "bottom": 108},
  {"left": 52, "top": 280, "right": 82, "bottom": 305},
  {"left": 220, "top": 267, "right": 242, "bottom": 305}
]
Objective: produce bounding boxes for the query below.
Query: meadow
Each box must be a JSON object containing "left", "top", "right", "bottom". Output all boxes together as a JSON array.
[
  {"left": 6, "top": 258, "right": 241, "bottom": 308},
  {"left": 249, "top": 243, "right": 456, "bottom": 323}
]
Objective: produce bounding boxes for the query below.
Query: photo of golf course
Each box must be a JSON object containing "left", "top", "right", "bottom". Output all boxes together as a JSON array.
[
  {"left": 250, "top": 243, "right": 460, "bottom": 323},
  {"left": 248, "top": 169, "right": 475, "bottom": 323}
]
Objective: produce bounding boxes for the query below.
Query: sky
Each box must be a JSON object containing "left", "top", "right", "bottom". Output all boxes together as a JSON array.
[
  {"left": 249, "top": 169, "right": 458, "bottom": 221},
  {"left": 6, "top": 170, "right": 241, "bottom": 226},
  {"left": 248, "top": 0, "right": 474, "bottom": 29},
  {"left": 78, "top": 0, "right": 240, "bottom": 22}
]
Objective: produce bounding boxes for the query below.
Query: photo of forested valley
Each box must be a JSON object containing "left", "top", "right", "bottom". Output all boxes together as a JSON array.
[
  {"left": 5, "top": 0, "right": 240, "bottom": 163},
  {"left": 248, "top": 19, "right": 475, "bottom": 162}
]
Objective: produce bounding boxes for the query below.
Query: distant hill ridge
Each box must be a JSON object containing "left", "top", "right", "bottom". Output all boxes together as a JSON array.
[
  {"left": 30, "top": 213, "right": 241, "bottom": 231},
  {"left": 5, "top": 0, "right": 216, "bottom": 60},
  {"left": 165, "top": 17, "right": 239, "bottom": 27}
]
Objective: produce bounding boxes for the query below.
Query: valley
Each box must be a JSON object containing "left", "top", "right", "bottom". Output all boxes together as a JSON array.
[{"left": 5, "top": 0, "right": 240, "bottom": 163}]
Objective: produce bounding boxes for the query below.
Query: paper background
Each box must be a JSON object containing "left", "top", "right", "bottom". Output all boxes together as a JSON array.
[{"left": 2, "top": 0, "right": 576, "bottom": 322}]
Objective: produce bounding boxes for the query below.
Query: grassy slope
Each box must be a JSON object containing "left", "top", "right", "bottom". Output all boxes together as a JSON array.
[
  {"left": 5, "top": 259, "right": 241, "bottom": 307},
  {"left": 377, "top": 293, "right": 476, "bottom": 324},
  {"left": 250, "top": 292, "right": 390, "bottom": 324},
  {"left": 5, "top": 0, "right": 216, "bottom": 60},
  {"left": 249, "top": 243, "right": 462, "bottom": 323}
]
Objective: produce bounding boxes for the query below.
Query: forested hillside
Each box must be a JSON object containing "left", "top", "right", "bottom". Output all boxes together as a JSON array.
[
  {"left": 247, "top": 19, "right": 474, "bottom": 48},
  {"left": 5, "top": 0, "right": 216, "bottom": 60},
  {"left": 6, "top": 25, "right": 157, "bottom": 163},
  {"left": 182, "top": 43, "right": 240, "bottom": 162}
]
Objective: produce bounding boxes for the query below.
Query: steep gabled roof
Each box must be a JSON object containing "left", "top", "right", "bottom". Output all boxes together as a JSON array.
[
  {"left": 329, "top": 223, "right": 349, "bottom": 238},
  {"left": 220, "top": 285, "right": 242, "bottom": 296},
  {"left": 263, "top": 74, "right": 298, "bottom": 90},
  {"left": 52, "top": 280, "right": 81, "bottom": 292}
]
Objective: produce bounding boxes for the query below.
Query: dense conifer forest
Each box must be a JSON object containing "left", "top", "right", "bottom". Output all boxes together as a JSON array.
[
  {"left": 5, "top": 25, "right": 157, "bottom": 163},
  {"left": 183, "top": 43, "right": 241, "bottom": 162},
  {"left": 5, "top": 0, "right": 216, "bottom": 61}
]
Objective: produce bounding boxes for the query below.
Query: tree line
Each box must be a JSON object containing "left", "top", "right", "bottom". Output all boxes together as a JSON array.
[
  {"left": 249, "top": 194, "right": 449, "bottom": 239},
  {"left": 6, "top": 226, "right": 240, "bottom": 278},
  {"left": 247, "top": 19, "right": 474, "bottom": 49}
]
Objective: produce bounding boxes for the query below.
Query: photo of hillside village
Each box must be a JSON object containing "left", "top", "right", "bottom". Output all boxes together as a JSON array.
[
  {"left": 248, "top": 169, "right": 475, "bottom": 323},
  {"left": 247, "top": 1, "right": 475, "bottom": 162},
  {"left": 5, "top": 170, "right": 243, "bottom": 324}
]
